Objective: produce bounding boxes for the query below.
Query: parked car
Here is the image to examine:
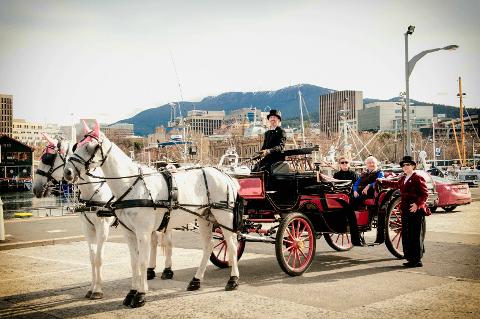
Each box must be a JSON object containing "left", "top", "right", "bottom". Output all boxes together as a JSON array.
[{"left": 431, "top": 175, "right": 472, "bottom": 212}]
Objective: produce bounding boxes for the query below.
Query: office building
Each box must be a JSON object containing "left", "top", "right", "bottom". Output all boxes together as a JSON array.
[
  {"left": 357, "top": 102, "right": 433, "bottom": 132},
  {"left": 319, "top": 90, "right": 363, "bottom": 134},
  {"left": 186, "top": 110, "right": 225, "bottom": 136},
  {"left": 1, "top": 94, "right": 13, "bottom": 137}
]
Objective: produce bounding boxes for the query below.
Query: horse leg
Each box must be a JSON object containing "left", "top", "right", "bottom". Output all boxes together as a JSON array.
[
  {"left": 187, "top": 219, "right": 214, "bottom": 291},
  {"left": 90, "top": 219, "right": 110, "bottom": 299},
  {"left": 147, "top": 231, "right": 157, "bottom": 280},
  {"left": 160, "top": 230, "right": 174, "bottom": 280},
  {"left": 80, "top": 216, "right": 96, "bottom": 299},
  {"left": 223, "top": 229, "right": 240, "bottom": 291},
  {"left": 130, "top": 231, "right": 151, "bottom": 308},
  {"left": 212, "top": 210, "right": 239, "bottom": 290},
  {"left": 122, "top": 229, "right": 140, "bottom": 307}
]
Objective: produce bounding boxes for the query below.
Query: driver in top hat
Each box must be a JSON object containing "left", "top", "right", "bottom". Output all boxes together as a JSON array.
[{"left": 254, "top": 109, "right": 287, "bottom": 172}]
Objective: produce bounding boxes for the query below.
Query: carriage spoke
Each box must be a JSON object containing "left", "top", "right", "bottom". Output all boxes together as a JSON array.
[
  {"left": 213, "top": 240, "right": 225, "bottom": 250},
  {"left": 215, "top": 242, "right": 226, "bottom": 259}
]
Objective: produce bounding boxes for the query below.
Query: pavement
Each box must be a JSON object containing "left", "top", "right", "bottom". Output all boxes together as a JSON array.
[{"left": 0, "top": 189, "right": 479, "bottom": 318}]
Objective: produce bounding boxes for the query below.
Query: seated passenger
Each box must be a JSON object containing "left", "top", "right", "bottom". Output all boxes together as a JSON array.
[
  {"left": 333, "top": 156, "right": 358, "bottom": 184},
  {"left": 344, "top": 156, "right": 384, "bottom": 246},
  {"left": 252, "top": 109, "right": 287, "bottom": 173},
  {"left": 352, "top": 156, "right": 384, "bottom": 208}
]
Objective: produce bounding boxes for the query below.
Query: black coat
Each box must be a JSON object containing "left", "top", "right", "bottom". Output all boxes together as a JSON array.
[{"left": 258, "top": 126, "right": 287, "bottom": 171}]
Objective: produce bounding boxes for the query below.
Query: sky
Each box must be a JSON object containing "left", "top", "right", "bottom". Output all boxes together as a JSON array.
[{"left": 0, "top": 0, "right": 479, "bottom": 126}]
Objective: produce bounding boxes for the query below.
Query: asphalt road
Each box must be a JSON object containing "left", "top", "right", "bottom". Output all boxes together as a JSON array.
[{"left": 0, "top": 188, "right": 479, "bottom": 318}]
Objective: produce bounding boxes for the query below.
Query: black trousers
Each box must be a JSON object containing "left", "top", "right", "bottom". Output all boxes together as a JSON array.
[{"left": 401, "top": 209, "right": 425, "bottom": 262}]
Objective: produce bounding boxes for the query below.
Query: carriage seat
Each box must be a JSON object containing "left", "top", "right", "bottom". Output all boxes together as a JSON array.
[
  {"left": 363, "top": 198, "right": 376, "bottom": 206},
  {"left": 271, "top": 161, "right": 292, "bottom": 175},
  {"left": 303, "top": 180, "right": 352, "bottom": 195}
]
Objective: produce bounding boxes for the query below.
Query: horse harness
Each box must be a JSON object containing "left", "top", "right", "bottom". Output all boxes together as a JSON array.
[
  {"left": 35, "top": 144, "right": 70, "bottom": 191},
  {"left": 69, "top": 133, "right": 236, "bottom": 233}
]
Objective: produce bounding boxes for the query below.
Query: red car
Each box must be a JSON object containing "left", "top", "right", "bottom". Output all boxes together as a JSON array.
[{"left": 431, "top": 175, "right": 472, "bottom": 212}]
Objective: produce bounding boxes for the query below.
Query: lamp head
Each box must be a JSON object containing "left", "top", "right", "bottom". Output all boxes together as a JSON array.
[
  {"left": 406, "top": 25, "right": 415, "bottom": 35},
  {"left": 443, "top": 45, "right": 459, "bottom": 51}
]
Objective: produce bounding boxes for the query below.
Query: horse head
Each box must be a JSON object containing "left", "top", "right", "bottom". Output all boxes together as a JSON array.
[
  {"left": 64, "top": 120, "right": 111, "bottom": 183},
  {"left": 32, "top": 134, "right": 71, "bottom": 198}
]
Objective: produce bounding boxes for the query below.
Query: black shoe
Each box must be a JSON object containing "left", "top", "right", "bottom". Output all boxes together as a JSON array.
[
  {"left": 403, "top": 261, "right": 423, "bottom": 268},
  {"left": 353, "top": 238, "right": 366, "bottom": 247}
]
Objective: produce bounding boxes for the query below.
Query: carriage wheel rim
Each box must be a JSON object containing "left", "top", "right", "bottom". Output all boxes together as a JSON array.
[
  {"left": 389, "top": 202, "right": 403, "bottom": 251},
  {"left": 212, "top": 227, "right": 244, "bottom": 264},
  {"left": 281, "top": 218, "right": 314, "bottom": 271},
  {"left": 330, "top": 233, "right": 352, "bottom": 248}
]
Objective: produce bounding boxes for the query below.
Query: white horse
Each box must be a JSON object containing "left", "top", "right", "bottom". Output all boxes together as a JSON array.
[
  {"left": 63, "top": 121, "right": 240, "bottom": 308},
  {"left": 32, "top": 134, "right": 169, "bottom": 300}
]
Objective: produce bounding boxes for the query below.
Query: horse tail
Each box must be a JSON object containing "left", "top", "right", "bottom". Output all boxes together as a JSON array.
[{"left": 157, "top": 231, "right": 169, "bottom": 256}]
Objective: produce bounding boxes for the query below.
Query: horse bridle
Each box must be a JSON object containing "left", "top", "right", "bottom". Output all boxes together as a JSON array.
[
  {"left": 35, "top": 143, "right": 70, "bottom": 192},
  {"left": 68, "top": 133, "right": 112, "bottom": 178}
]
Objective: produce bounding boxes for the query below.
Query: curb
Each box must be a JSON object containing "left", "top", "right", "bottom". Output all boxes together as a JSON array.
[
  {"left": 0, "top": 234, "right": 125, "bottom": 251},
  {"left": 0, "top": 235, "right": 85, "bottom": 251}
]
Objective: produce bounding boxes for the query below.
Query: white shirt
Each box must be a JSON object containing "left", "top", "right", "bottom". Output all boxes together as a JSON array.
[{"left": 404, "top": 173, "right": 413, "bottom": 184}]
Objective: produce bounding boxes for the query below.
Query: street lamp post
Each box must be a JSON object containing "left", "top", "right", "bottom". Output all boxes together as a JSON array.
[{"left": 404, "top": 25, "right": 458, "bottom": 155}]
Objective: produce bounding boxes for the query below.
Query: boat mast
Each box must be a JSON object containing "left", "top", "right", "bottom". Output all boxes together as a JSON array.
[
  {"left": 458, "top": 77, "right": 466, "bottom": 166},
  {"left": 298, "top": 89, "right": 305, "bottom": 147},
  {"left": 451, "top": 119, "right": 462, "bottom": 165}
]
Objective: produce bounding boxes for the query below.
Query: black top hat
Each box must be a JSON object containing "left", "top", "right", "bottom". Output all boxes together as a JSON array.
[
  {"left": 267, "top": 109, "right": 281, "bottom": 121},
  {"left": 399, "top": 155, "right": 416, "bottom": 166}
]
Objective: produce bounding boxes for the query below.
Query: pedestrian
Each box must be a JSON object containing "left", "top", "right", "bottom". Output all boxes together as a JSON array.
[
  {"left": 253, "top": 109, "right": 287, "bottom": 173},
  {"left": 333, "top": 156, "right": 358, "bottom": 183},
  {"left": 378, "top": 155, "right": 429, "bottom": 267}
]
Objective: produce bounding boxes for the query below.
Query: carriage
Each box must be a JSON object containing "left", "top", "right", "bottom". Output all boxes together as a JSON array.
[{"left": 210, "top": 147, "right": 436, "bottom": 276}]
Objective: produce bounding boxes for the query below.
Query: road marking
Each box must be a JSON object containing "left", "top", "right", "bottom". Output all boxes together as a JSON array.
[{"left": 46, "top": 229, "right": 67, "bottom": 233}]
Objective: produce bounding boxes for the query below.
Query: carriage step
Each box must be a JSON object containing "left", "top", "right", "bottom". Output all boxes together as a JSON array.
[{"left": 239, "top": 233, "right": 276, "bottom": 243}]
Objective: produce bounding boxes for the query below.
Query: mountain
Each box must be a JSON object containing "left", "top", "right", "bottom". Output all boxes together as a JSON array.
[
  {"left": 116, "top": 84, "right": 478, "bottom": 136},
  {"left": 116, "top": 84, "right": 334, "bottom": 136}
]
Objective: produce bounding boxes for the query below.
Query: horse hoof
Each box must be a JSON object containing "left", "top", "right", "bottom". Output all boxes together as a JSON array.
[
  {"left": 161, "top": 268, "right": 174, "bottom": 280},
  {"left": 90, "top": 292, "right": 103, "bottom": 299},
  {"left": 122, "top": 290, "right": 137, "bottom": 307},
  {"left": 187, "top": 277, "right": 201, "bottom": 291},
  {"left": 85, "top": 290, "right": 92, "bottom": 298},
  {"left": 130, "top": 292, "right": 146, "bottom": 308},
  {"left": 225, "top": 276, "right": 239, "bottom": 291},
  {"left": 147, "top": 268, "right": 156, "bottom": 280}
]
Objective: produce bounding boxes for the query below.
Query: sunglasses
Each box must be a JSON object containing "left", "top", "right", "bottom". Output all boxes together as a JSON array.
[
  {"left": 401, "top": 163, "right": 412, "bottom": 167},
  {"left": 340, "top": 161, "right": 349, "bottom": 164}
]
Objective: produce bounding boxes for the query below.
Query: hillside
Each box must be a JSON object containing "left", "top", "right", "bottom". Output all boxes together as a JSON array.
[
  {"left": 116, "top": 84, "right": 333, "bottom": 136},
  {"left": 116, "top": 84, "right": 478, "bottom": 136}
]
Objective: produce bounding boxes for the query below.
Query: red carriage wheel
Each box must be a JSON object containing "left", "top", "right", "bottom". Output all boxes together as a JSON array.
[
  {"left": 324, "top": 232, "right": 353, "bottom": 251},
  {"left": 275, "top": 212, "right": 316, "bottom": 276},
  {"left": 209, "top": 227, "right": 245, "bottom": 268},
  {"left": 385, "top": 197, "right": 404, "bottom": 258}
]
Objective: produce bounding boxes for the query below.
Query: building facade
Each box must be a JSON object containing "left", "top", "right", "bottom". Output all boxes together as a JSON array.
[
  {"left": 12, "top": 119, "right": 72, "bottom": 147},
  {"left": 186, "top": 110, "right": 225, "bottom": 136},
  {"left": 104, "top": 123, "right": 134, "bottom": 140},
  {"left": 0, "top": 135, "right": 34, "bottom": 191},
  {"left": 1, "top": 94, "right": 13, "bottom": 137},
  {"left": 319, "top": 90, "right": 363, "bottom": 134},
  {"left": 357, "top": 102, "right": 433, "bottom": 132}
]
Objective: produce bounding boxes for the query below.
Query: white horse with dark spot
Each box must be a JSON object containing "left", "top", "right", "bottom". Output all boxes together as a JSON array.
[
  {"left": 32, "top": 134, "right": 169, "bottom": 300},
  {"left": 63, "top": 122, "right": 240, "bottom": 308}
]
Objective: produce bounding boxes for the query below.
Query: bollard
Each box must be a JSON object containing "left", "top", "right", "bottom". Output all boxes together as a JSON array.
[{"left": 0, "top": 196, "right": 5, "bottom": 241}]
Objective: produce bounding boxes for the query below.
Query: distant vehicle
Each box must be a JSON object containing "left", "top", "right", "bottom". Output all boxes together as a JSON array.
[
  {"left": 427, "top": 166, "right": 445, "bottom": 178},
  {"left": 456, "top": 169, "right": 480, "bottom": 187},
  {"left": 431, "top": 176, "right": 472, "bottom": 212}
]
